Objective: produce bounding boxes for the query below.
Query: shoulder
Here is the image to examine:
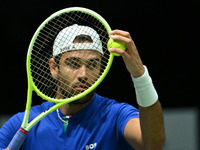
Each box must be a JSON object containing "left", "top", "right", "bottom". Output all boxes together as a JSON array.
[
  {"left": 30, "top": 102, "right": 55, "bottom": 113},
  {"left": 2, "top": 102, "right": 55, "bottom": 128},
  {"left": 0, "top": 112, "right": 24, "bottom": 148},
  {"left": 94, "top": 94, "right": 139, "bottom": 138},
  {"left": 95, "top": 94, "right": 139, "bottom": 117},
  {"left": 0, "top": 102, "right": 55, "bottom": 148},
  {"left": 28, "top": 102, "right": 55, "bottom": 119}
]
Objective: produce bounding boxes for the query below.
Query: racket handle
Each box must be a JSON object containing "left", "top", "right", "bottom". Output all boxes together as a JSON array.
[{"left": 7, "top": 127, "right": 28, "bottom": 150}]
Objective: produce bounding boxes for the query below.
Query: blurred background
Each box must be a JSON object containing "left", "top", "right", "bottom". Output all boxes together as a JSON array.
[{"left": 0, "top": 0, "right": 199, "bottom": 149}]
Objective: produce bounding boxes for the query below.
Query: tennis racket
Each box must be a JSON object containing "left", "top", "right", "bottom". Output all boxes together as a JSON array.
[{"left": 7, "top": 7, "right": 114, "bottom": 150}]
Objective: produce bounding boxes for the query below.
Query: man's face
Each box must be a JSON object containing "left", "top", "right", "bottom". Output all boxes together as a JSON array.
[{"left": 55, "top": 50, "right": 101, "bottom": 99}]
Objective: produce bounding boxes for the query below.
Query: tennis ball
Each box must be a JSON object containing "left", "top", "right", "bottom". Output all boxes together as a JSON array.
[{"left": 107, "top": 38, "right": 126, "bottom": 56}]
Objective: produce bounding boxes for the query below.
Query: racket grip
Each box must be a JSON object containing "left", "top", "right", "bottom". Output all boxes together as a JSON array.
[{"left": 7, "top": 127, "right": 28, "bottom": 150}]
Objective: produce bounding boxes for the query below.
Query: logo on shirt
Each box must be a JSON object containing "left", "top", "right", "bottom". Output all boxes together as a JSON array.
[{"left": 85, "top": 143, "right": 97, "bottom": 150}]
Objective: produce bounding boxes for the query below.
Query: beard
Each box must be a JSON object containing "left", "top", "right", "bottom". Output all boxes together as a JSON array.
[
  {"left": 58, "top": 79, "right": 96, "bottom": 105},
  {"left": 57, "top": 68, "right": 97, "bottom": 105},
  {"left": 70, "top": 88, "right": 96, "bottom": 105},
  {"left": 60, "top": 81, "right": 92, "bottom": 98}
]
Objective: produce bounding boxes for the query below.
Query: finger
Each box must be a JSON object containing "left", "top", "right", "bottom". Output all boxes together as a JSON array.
[
  {"left": 108, "top": 48, "right": 128, "bottom": 57},
  {"left": 109, "top": 30, "right": 131, "bottom": 38},
  {"left": 109, "top": 31, "right": 134, "bottom": 52},
  {"left": 111, "top": 34, "right": 132, "bottom": 45},
  {"left": 111, "top": 34, "right": 136, "bottom": 53}
]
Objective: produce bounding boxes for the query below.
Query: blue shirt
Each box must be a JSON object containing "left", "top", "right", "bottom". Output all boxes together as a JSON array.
[{"left": 0, "top": 94, "right": 139, "bottom": 150}]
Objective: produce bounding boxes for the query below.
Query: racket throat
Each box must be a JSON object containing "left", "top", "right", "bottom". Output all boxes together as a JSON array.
[
  {"left": 19, "top": 127, "right": 28, "bottom": 135},
  {"left": 21, "top": 110, "right": 31, "bottom": 130}
]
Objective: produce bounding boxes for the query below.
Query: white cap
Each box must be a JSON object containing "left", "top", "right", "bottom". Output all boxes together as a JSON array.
[{"left": 53, "top": 24, "right": 103, "bottom": 57}]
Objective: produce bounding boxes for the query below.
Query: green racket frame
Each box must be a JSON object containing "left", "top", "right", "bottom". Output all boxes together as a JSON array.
[{"left": 23, "top": 7, "right": 113, "bottom": 131}]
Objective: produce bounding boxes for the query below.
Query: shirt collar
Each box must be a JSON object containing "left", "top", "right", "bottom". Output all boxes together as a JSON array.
[{"left": 57, "top": 93, "right": 99, "bottom": 121}]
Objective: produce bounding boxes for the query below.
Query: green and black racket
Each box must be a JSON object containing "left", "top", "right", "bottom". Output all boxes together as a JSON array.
[{"left": 7, "top": 7, "right": 115, "bottom": 150}]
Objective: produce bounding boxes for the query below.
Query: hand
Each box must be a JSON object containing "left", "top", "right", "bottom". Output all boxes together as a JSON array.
[
  {"left": 3, "top": 148, "right": 10, "bottom": 150},
  {"left": 109, "top": 30, "right": 145, "bottom": 78}
]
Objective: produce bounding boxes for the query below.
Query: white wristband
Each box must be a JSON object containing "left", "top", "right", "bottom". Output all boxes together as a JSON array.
[{"left": 131, "top": 65, "right": 158, "bottom": 107}]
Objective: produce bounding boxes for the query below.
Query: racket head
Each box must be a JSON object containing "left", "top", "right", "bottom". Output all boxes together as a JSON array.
[{"left": 27, "top": 7, "right": 113, "bottom": 103}]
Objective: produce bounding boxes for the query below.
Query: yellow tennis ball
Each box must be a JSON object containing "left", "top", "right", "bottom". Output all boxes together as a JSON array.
[{"left": 107, "top": 38, "right": 126, "bottom": 56}]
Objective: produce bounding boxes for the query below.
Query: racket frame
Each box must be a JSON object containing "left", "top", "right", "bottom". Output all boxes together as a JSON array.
[{"left": 24, "top": 7, "right": 113, "bottom": 131}]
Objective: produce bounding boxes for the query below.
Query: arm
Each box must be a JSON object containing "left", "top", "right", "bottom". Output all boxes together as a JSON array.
[
  {"left": 139, "top": 101, "right": 165, "bottom": 149},
  {"left": 109, "top": 30, "right": 165, "bottom": 150}
]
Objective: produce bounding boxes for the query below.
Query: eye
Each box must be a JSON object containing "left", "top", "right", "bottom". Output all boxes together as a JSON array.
[
  {"left": 86, "top": 59, "right": 100, "bottom": 70},
  {"left": 70, "top": 61, "right": 81, "bottom": 69},
  {"left": 64, "top": 57, "right": 81, "bottom": 69},
  {"left": 86, "top": 62, "right": 97, "bottom": 69}
]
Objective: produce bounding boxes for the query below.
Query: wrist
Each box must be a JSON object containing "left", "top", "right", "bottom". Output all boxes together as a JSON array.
[
  {"left": 131, "top": 65, "right": 158, "bottom": 107},
  {"left": 130, "top": 65, "right": 145, "bottom": 78}
]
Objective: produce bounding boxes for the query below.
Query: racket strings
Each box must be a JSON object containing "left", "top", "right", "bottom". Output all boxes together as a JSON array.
[
  {"left": 33, "top": 15, "right": 110, "bottom": 67},
  {"left": 37, "top": 13, "right": 110, "bottom": 63},
  {"left": 33, "top": 39, "right": 108, "bottom": 78},
  {"left": 31, "top": 48, "right": 106, "bottom": 88},
  {"left": 55, "top": 52, "right": 103, "bottom": 98},
  {"left": 32, "top": 46, "right": 104, "bottom": 97},
  {"left": 32, "top": 52, "right": 105, "bottom": 99},
  {"left": 31, "top": 54, "right": 103, "bottom": 99},
  {"left": 46, "top": 11, "right": 110, "bottom": 58},
  {"left": 31, "top": 10, "right": 110, "bottom": 99}
]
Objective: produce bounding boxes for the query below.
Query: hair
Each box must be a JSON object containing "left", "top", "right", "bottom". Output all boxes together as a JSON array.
[
  {"left": 73, "top": 34, "right": 93, "bottom": 43},
  {"left": 54, "top": 34, "right": 93, "bottom": 67}
]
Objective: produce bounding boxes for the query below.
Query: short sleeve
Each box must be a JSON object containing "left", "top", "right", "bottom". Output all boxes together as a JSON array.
[{"left": 116, "top": 103, "right": 139, "bottom": 136}]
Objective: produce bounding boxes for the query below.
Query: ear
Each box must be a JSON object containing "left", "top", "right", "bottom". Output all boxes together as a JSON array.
[{"left": 49, "top": 58, "right": 58, "bottom": 79}]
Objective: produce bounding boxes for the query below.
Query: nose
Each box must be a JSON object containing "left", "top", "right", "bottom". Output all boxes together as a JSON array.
[{"left": 77, "top": 65, "right": 88, "bottom": 82}]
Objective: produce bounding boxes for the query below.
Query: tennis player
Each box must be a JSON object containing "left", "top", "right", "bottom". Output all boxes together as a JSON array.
[{"left": 0, "top": 25, "right": 165, "bottom": 150}]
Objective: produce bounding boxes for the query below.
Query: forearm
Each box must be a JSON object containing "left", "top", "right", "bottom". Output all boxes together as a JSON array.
[
  {"left": 131, "top": 66, "right": 165, "bottom": 149},
  {"left": 139, "top": 100, "right": 165, "bottom": 150}
]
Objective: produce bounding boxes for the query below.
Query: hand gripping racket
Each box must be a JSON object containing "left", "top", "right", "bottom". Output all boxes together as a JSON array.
[{"left": 7, "top": 7, "right": 114, "bottom": 150}]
